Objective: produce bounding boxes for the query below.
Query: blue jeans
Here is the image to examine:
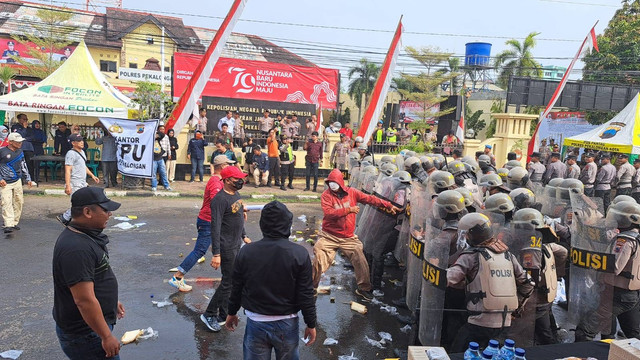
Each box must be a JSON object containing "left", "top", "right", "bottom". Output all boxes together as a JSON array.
[
  {"left": 305, "top": 162, "right": 319, "bottom": 190},
  {"left": 56, "top": 324, "right": 120, "bottom": 360},
  {"left": 243, "top": 317, "right": 300, "bottom": 360},
  {"left": 191, "top": 158, "right": 205, "bottom": 181},
  {"left": 177, "top": 218, "right": 211, "bottom": 273},
  {"left": 151, "top": 159, "right": 170, "bottom": 188}
]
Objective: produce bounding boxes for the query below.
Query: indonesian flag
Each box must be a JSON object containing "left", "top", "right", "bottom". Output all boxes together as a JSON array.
[
  {"left": 456, "top": 96, "right": 465, "bottom": 142},
  {"left": 316, "top": 101, "right": 323, "bottom": 132},
  {"left": 164, "top": 0, "right": 246, "bottom": 133},
  {"left": 528, "top": 22, "right": 599, "bottom": 160},
  {"left": 356, "top": 17, "right": 403, "bottom": 144}
]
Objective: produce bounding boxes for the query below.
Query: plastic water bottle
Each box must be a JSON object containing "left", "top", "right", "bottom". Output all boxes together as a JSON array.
[
  {"left": 513, "top": 348, "right": 526, "bottom": 360},
  {"left": 481, "top": 349, "right": 494, "bottom": 360},
  {"left": 499, "top": 339, "right": 516, "bottom": 360},
  {"left": 464, "top": 342, "right": 482, "bottom": 360},
  {"left": 484, "top": 339, "right": 501, "bottom": 358}
]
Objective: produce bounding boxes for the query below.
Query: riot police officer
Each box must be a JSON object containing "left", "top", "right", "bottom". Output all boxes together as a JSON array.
[
  {"left": 448, "top": 213, "right": 534, "bottom": 352},
  {"left": 507, "top": 166, "right": 533, "bottom": 191}
]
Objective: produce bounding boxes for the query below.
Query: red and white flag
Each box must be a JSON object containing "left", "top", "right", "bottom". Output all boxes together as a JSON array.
[
  {"left": 316, "top": 101, "right": 323, "bottom": 132},
  {"left": 456, "top": 97, "right": 465, "bottom": 143},
  {"left": 165, "top": 0, "right": 247, "bottom": 133},
  {"left": 528, "top": 22, "right": 599, "bottom": 159},
  {"left": 356, "top": 17, "right": 403, "bottom": 144}
]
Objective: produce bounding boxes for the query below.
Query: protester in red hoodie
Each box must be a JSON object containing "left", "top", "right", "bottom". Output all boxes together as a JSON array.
[{"left": 313, "top": 169, "right": 400, "bottom": 301}]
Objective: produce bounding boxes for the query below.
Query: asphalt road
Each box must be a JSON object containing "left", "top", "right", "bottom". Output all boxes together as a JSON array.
[{"left": 0, "top": 195, "right": 413, "bottom": 360}]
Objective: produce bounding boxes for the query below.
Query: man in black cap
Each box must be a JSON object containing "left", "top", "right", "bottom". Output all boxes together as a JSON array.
[
  {"left": 225, "top": 201, "right": 317, "bottom": 358},
  {"left": 580, "top": 153, "right": 598, "bottom": 197},
  {"left": 595, "top": 153, "right": 616, "bottom": 212},
  {"left": 542, "top": 152, "right": 566, "bottom": 185},
  {"left": 527, "top": 152, "right": 545, "bottom": 184},
  {"left": 632, "top": 158, "right": 640, "bottom": 203},
  {"left": 616, "top": 154, "right": 635, "bottom": 196},
  {"left": 52, "top": 187, "right": 124, "bottom": 359},
  {"left": 565, "top": 154, "right": 580, "bottom": 179}
]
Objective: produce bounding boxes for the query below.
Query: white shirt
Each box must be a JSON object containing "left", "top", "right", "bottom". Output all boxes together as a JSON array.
[
  {"left": 218, "top": 117, "right": 235, "bottom": 136},
  {"left": 244, "top": 310, "right": 298, "bottom": 322},
  {"left": 191, "top": 114, "right": 207, "bottom": 133}
]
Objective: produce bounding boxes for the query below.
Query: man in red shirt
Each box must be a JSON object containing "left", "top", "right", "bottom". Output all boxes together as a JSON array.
[
  {"left": 339, "top": 122, "right": 353, "bottom": 140},
  {"left": 313, "top": 169, "right": 400, "bottom": 301},
  {"left": 168, "top": 155, "right": 235, "bottom": 291}
]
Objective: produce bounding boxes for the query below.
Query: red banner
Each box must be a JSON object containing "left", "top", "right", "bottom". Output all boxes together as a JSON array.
[{"left": 172, "top": 52, "right": 339, "bottom": 109}]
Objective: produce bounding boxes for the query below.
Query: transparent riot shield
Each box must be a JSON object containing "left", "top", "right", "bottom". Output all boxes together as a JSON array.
[
  {"left": 405, "top": 183, "right": 429, "bottom": 312},
  {"left": 355, "top": 169, "right": 380, "bottom": 225},
  {"left": 503, "top": 225, "right": 540, "bottom": 348},
  {"left": 418, "top": 223, "right": 448, "bottom": 346},
  {"left": 348, "top": 166, "right": 360, "bottom": 188},
  {"left": 358, "top": 177, "right": 404, "bottom": 251},
  {"left": 464, "top": 178, "right": 483, "bottom": 208},
  {"left": 568, "top": 192, "right": 614, "bottom": 340}
]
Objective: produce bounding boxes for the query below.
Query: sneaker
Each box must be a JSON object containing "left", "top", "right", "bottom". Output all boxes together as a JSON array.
[
  {"left": 56, "top": 214, "right": 70, "bottom": 226},
  {"left": 3, "top": 227, "right": 13, "bottom": 233},
  {"left": 169, "top": 276, "right": 193, "bottom": 292},
  {"left": 13, "top": 225, "right": 20, "bottom": 231},
  {"left": 355, "top": 288, "right": 374, "bottom": 302},
  {"left": 216, "top": 314, "right": 227, "bottom": 326},
  {"left": 254, "top": 185, "right": 259, "bottom": 188},
  {"left": 151, "top": 187, "right": 157, "bottom": 192},
  {"left": 372, "top": 289, "right": 384, "bottom": 297},
  {"left": 280, "top": 185, "right": 286, "bottom": 191},
  {"left": 165, "top": 186, "right": 173, "bottom": 191},
  {"left": 200, "top": 314, "right": 221, "bottom": 332},
  {"left": 189, "top": 180, "right": 194, "bottom": 183},
  {"left": 288, "top": 184, "right": 294, "bottom": 189}
]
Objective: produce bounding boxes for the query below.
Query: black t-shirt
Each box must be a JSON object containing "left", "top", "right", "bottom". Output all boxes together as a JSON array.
[
  {"left": 52, "top": 227, "right": 118, "bottom": 334},
  {"left": 210, "top": 190, "right": 245, "bottom": 255}
]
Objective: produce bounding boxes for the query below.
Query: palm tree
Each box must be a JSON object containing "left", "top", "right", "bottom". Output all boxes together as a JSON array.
[
  {"left": 0, "top": 66, "right": 15, "bottom": 94},
  {"left": 494, "top": 32, "right": 543, "bottom": 89},
  {"left": 348, "top": 58, "right": 380, "bottom": 121}
]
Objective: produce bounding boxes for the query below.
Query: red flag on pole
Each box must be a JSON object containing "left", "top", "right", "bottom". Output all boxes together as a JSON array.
[
  {"left": 164, "top": 0, "right": 247, "bottom": 133},
  {"left": 356, "top": 17, "right": 403, "bottom": 144},
  {"left": 527, "top": 22, "right": 599, "bottom": 160}
]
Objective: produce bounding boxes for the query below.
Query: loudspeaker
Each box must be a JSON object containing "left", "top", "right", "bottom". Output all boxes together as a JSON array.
[{"left": 436, "top": 96, "right": 461, "bottom": 142}]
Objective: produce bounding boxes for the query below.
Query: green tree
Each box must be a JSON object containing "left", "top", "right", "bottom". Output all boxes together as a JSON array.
[
  {"left": 0, "top": 66, "right": 16, "bottom": 95},
  {"left": 466, "top": 110, "right": 485, "bottom": 139},
  {"left": 398, "top": 47, "right": 458, "bottom": 136},
  {"left": 132, "top": 81, "right": 172, "bottom": 121},
  {"left": 11, "top": 8, "right": 75, "bottom": 79},
  {"left": 486, "top": 98, "right": 505, "bottom": 138},
  {"left": 347, "top": 58, "right": 380, "bottom": 121},
  {"left": 582, "top": 0, "right": 640, "bottom": 123},
  {"left": 494, "top": 32, "right": 543, "bottom": 89}
]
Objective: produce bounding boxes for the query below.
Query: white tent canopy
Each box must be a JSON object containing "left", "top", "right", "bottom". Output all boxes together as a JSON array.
[
  {"left": 563, "top": 92, "right": 640, "bottom": 155},
  {"left": 0, "top": 41, "right": 136, "bottom": 119}
]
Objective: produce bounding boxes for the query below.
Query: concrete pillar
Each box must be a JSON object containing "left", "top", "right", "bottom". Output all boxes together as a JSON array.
[{"left": 491, "top": 113, "right": 537, "bottom": 166}]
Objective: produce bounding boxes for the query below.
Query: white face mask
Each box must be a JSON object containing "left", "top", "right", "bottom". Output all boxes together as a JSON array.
[{"left": 328, "top": 182, "right": 340, "bottom": 191}]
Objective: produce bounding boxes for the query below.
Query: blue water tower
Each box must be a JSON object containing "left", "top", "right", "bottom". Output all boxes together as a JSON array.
[{"left": 465, "top": 42, "right": 492, "bottom": 68}]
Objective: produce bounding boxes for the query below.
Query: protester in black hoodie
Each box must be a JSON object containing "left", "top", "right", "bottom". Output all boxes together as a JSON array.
[{"left": 225, "top": 201, "right": 317, "bottom": 357}]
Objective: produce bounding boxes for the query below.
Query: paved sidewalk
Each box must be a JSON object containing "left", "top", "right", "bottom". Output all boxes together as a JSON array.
[{"left": 27, "top": 176, "right": 323, "bottom": 201}]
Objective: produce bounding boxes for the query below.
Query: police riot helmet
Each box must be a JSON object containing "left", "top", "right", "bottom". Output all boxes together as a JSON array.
[
  {"left": 432, "top": 154, "right": 445, "bottom": 169},
  {"left": 496, "top": 168, "right": 509, "bottom": 183},
  {"left": 505, "top": 160, "right": 523, "bottom": 170},
  {"left": 380, "top": 155, "right": 395, "bottom": 165},
  {"left": 556, "top": 178, "right": 583, "bottom": 200},
  {"left": 379, "top": 162, "right": 398, "bottom": 176},
  {"left": 484, "top": 193, "right": 515, "bottom": 214},
  {"left": 392, "top": 170, "right": 412, "bottom": 184},
  {"left": 428, "top": 170, "right": 455, "bottom": 193},
  {"left": 404, "top": 150, "right": 417, "bottom": 159},
  {"left": 507, "top": 167, "right": 529, "bottom": 188},
  {"left": 462, "top": 158, "right": 480, "bottom": 174},
  {"left": 362, "top": 165, "right": 378, "bottom": 175},
  {"left": 478, "top": 154, "right": 492, "bottom": 167},
  {"left": 509, "top": 188, "right": 536, "bottom": 209},
  {"left": 360, "top": 160, "right": 372, "bottom": 168},
  {"left": 543, "top": 178, "right": 565, "bottom": 199},
  {"left": 459, "top": 213, "right": 494, "bottom": 246},
  {"left": 478, "top": 173, "right": 503, "bottom": 188},
  {"left": 447, "top": 160, "right": 467, "bottom": 175},
  {"left": 362, "top": 155, "right": 373, "bottom": 164},
  {"left": 354, "top": 136, "right": 364, "bottom": 144},
  {"left": 455, "top": 187, "right": 474, "bottom": 207},
  {"left": 513, "top": 208, "right": 545, "bottom": 229},
  {"left": 399, "top": 149, "right": 407, "bottom": 158},
  {"left": 433, "top": 190, "right": 466, "bottom": 219},
  {"left": 404, "top": 156, "right": 421, "bottom": 172},
  {"left": 612, "top": 195, "right": 636, "bottom": 206},
  {"left": 420, "top": 156, "right": 435, "bottom": 172},
  {"left": 606, "top": 200, "right": 640, "bottom": 229}
]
